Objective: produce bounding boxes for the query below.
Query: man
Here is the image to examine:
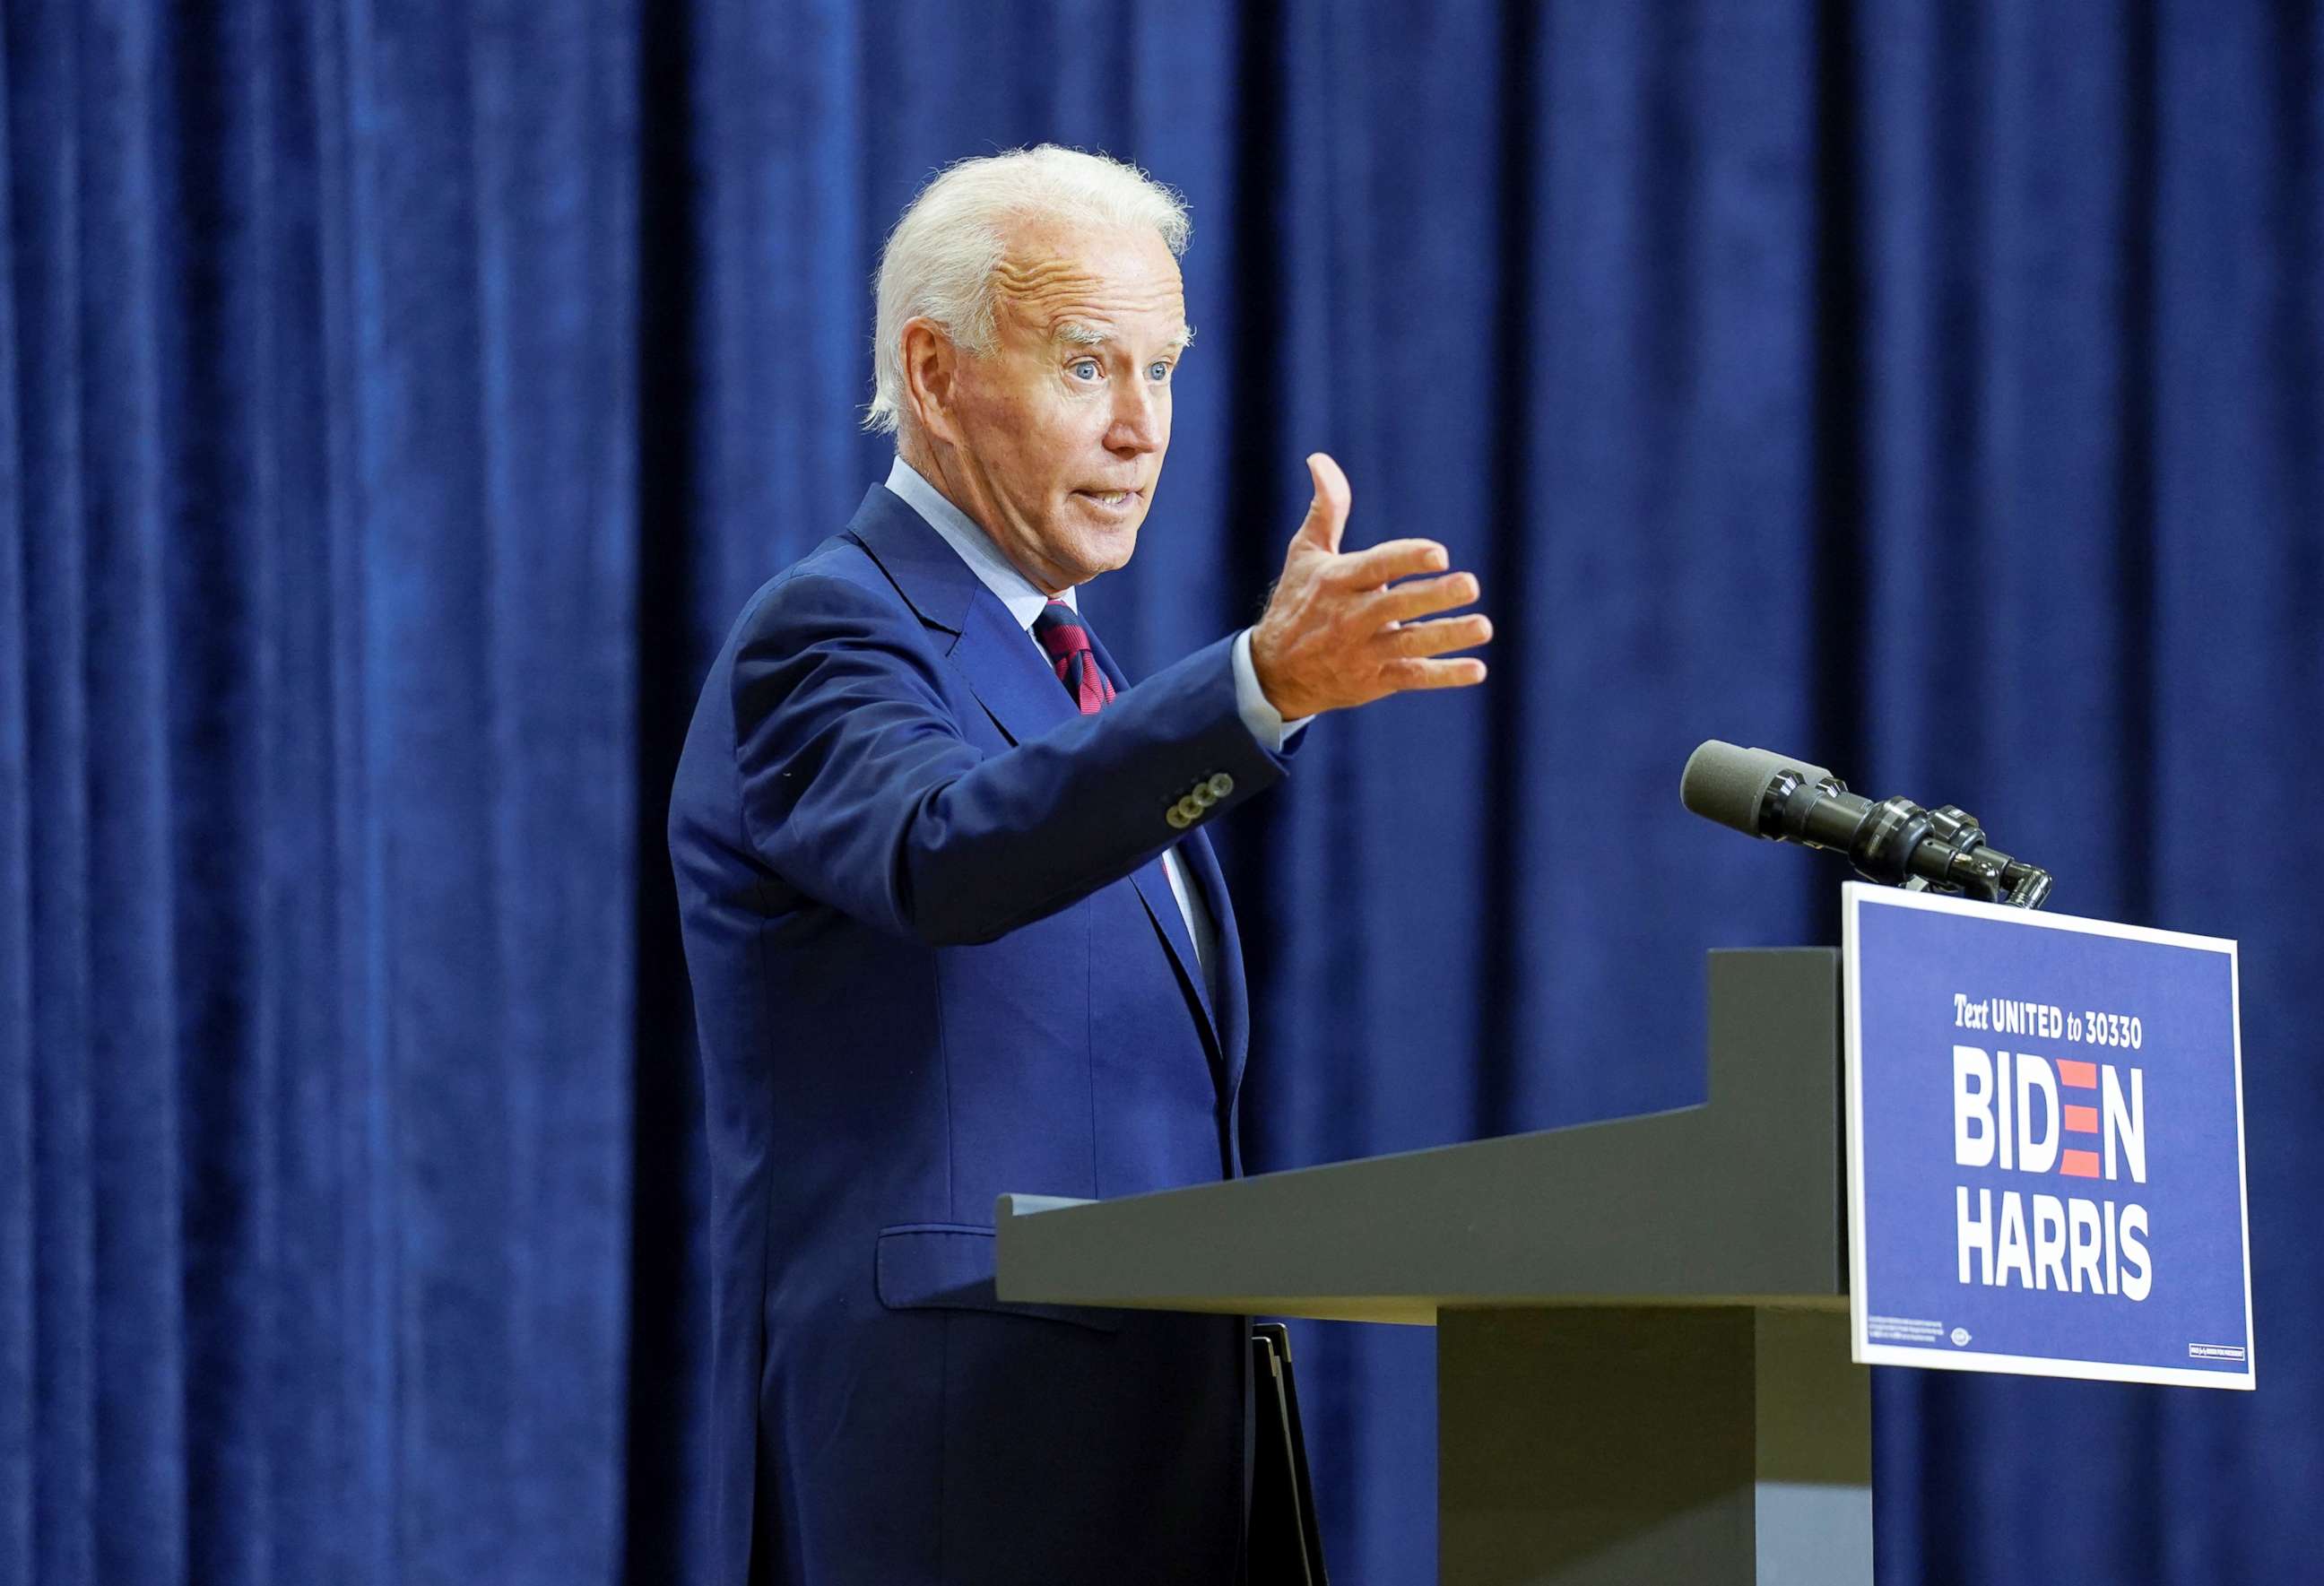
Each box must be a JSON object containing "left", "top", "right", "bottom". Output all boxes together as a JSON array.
[{"left": 669, "top": 146, "right": 1489, "bottom": 1584}]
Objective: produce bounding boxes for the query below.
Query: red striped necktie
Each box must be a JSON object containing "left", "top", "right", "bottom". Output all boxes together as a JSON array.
[{"left": 1031, "top": 599, "right": 1116, "bottom": 715}]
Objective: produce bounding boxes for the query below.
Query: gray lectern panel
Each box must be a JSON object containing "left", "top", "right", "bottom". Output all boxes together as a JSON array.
[
  {"left": 1439, "top": 1306, "right": 1871, "bottom": 1585},
  {"left": 998, "top": 950, "right": 1843, "bottom": 1319}
]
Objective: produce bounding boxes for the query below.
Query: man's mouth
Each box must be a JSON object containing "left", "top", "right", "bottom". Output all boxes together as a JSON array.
[{"left": 1074, "top": 488, "right": 1140, "bottom": 510}]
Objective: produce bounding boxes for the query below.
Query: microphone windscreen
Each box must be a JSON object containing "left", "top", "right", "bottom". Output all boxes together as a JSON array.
[{"left": 1680, "top": 741, "right": 1834, "bottom": 835}]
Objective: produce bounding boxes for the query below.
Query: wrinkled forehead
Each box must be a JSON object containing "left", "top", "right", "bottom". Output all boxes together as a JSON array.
[{"left": 991, "top": 217, "right": 1189, "bottom": 349}]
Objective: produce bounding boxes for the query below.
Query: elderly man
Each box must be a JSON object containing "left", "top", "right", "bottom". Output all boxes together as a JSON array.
[{"left": 669, "top": 146, "right": 1489, "bottom": 1584}]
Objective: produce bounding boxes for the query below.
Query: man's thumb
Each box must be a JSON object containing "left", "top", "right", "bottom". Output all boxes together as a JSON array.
[{"left": 1296, "top": 452, "right": 1351, "bottom": 553}]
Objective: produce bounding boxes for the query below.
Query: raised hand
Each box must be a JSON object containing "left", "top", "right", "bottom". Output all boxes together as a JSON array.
[{"left": 1247, "top": 453, "right": 1492, "bottom": 720}]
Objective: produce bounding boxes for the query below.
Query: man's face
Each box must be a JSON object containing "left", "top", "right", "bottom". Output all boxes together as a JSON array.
[{"left": 922, "top": 218, "right": 1189, "bottom": 594}]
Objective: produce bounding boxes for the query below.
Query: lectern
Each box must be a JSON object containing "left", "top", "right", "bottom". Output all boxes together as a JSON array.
[{"left": 997, "top": 949, "right": 1869, "bottom": 1585}]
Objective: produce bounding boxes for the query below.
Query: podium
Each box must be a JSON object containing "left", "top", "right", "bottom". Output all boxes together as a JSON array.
[{"left": 997, "top": 949, "right": 1871, "bottom": 1586}]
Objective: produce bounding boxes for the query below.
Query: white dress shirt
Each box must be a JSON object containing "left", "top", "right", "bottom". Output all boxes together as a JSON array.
[{"left": 884, "top": 456, "right": 1305, "bottom": 999}]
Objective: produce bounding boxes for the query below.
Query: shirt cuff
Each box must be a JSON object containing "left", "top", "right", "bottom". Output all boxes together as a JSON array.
[{"left": 1231, "top": 628, "right": 1312, "bottom": 751}]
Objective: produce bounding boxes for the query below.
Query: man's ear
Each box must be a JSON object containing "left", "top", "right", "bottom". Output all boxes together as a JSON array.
[{"left": 900, "top": 318, "right": 964, "bottom": 448}]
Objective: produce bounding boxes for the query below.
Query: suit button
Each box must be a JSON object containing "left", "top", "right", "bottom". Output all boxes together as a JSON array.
[
  {"left": 1191, "top": 783, "right": 1218, "bottom": 810},
  {"left": 1175, "top": 794, "right": 1204, "bottom": 823},
  {"left": 1166, "top": 806, "right": 1191, "bottom": 829},
  {"left": 1207, "top": 773, "right": 1235, "bottom": 799}
]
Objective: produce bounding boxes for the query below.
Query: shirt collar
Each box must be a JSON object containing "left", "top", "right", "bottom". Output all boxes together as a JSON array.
[{"left": 884, "top": 455, "right": 1076, "bottom": 633}]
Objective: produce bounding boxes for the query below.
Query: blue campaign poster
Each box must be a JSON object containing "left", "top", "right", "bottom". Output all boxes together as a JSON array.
[{"left": 1843, "top": 883, "right": 2252, "bottom": 1389}]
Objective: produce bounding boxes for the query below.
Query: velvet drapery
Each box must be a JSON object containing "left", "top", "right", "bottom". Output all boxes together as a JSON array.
[{"left": 5, "top": 3, "right": 2318, "bottom": 1581}]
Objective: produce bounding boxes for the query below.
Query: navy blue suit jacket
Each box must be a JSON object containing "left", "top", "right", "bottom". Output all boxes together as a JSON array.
[{"left": 669, "top": 483, "right": 1292, "bottom": 1584}]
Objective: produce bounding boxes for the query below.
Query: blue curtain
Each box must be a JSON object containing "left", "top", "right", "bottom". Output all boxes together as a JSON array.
[{"left": 5, "top": 2, "right": 2318, "bottom": 1582}]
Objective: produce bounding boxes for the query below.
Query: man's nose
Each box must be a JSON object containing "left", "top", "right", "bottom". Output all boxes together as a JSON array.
[{"left": 1106, "top": 382, "right": 1162, "bottom": 455}]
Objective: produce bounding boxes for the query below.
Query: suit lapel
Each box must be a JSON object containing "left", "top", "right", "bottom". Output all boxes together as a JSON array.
[
  {"left": 1084, "top": 620, "right": 1227, "bottom": 1067},
  {"left": 1126, "top": 857, "right": 1222, "bottom": 1063},
  {"left": 846, "top": 486, "right": 1080, "bottom": 746},
  {"left": 851, "top": 490, "right": 1227, "bottom": 1065},
  {"left": 949, "top": 590, "right": 1085, "bottom": 746},
  {"left": 1175, "top": 826, "right": 1247, "bottom": 1092},
  {"left": 844, "top": 485, "right": 979, "bottom": 633}
]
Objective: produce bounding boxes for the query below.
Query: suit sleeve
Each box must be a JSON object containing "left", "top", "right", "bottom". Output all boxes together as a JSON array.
[{"left": 730, "top": 572, "right": 1291, "bottom": 946}]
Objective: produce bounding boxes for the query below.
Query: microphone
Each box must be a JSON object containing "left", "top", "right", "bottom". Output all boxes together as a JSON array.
[{"left": 1680, "top": 740, "right": 2054, "bottom": 909}]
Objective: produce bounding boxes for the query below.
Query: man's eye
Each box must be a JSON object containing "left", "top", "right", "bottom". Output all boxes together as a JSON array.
[
  {"left": 1070, "top": 360, "right": 1101, "bottom": 380},
  {"left": 1147, "top": 362, "right": 1172, "bottom": 382}
]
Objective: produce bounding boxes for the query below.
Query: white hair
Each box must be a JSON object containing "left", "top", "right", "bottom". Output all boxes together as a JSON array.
[{"left": 864, "top": 145, "right": 1192, "bottom": 435}]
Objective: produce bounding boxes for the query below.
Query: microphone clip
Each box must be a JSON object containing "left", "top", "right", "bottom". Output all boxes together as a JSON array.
[
  {"left": 1837, "top": 788, "right": 2053, "bottom": 910},
  {"left": 1905, "top": 802, "right": 2053, "bottom": 910}
]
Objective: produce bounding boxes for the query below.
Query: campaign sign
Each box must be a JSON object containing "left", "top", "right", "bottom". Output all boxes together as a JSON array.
[{"left": 1843, "top": 882, "right": 2251, "bottom": 1389}]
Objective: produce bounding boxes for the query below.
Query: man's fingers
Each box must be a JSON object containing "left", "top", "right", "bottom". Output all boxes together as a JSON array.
[
  {"left": 1385, "top": 612, "right": 1494, "bottom": 659},
  {"left": 1367, "top": 570, "right": 1479, "bottom": 624},
  {"left": 1331, "top": 538, "right": 1448, "bottom": 589},
  {"left": 1381, "top": 656, "right": 1489, "bottom": 691},
  {"left": 1266, "top": 451, "right": 1494, "bottom": 712},
  {"left": 1295, "top": 452, "right": 1352, "bottom": 554}
]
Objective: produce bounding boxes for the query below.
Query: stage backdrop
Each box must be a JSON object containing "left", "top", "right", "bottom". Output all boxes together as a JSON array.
[{"left": 4, "top": 1, "right": 2318, "bottom": 1582}]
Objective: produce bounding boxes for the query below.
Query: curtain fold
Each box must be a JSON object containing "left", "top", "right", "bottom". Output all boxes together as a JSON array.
[{"left": 4, "top": 3, "right": 2319, "bottom": 1582}]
